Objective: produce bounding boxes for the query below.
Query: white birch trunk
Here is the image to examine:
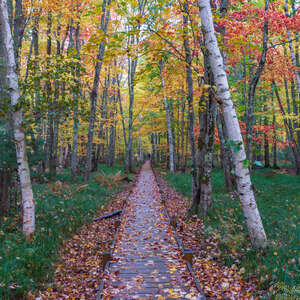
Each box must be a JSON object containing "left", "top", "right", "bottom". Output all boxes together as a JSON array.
[
  {"left": 0, "top": 0, "right": 35, "bottom": 238},
  {"left": 198, "top": 0, "right": 267, "bottom": 248}
]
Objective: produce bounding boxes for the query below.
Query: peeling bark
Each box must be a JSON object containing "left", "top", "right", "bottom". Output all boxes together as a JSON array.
[
  {"left": 0, "top": 0, "right": 35, "bottom": 238},
  {"left": 198, "top": 0, "right": 267, "bottom": 248}
]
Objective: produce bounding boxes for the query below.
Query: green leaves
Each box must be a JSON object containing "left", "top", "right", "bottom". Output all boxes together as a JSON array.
[
  {"left": 243, "top": 158, "right": 250, "bottom": 168},
  {"left": 226, "top": 140, "right": 243, "bottom": 153}
]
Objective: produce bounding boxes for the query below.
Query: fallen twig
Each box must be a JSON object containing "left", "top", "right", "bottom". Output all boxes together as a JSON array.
[{"left": 93, "top": 210, "right": 123, "bottom": 222}]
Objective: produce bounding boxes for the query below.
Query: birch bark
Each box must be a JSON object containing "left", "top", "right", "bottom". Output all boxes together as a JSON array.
[
  {"left": 0, "top": 0, "right": 35, "bottom": 238},
  {"left": 198, "top": 0, "right": 267, "bottom": 248}
]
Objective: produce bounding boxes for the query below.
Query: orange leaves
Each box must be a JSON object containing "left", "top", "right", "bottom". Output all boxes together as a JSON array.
[
  {"left": 157, "top": 173, "right": 259, "bottom": 299},
  {"left": 34, "top": 186, "right": 132, "bottom": 299}
]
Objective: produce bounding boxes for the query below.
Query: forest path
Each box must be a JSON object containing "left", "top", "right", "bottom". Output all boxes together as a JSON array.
[{"left": 101, "top": 161, "right": 201, "bottom": 299}]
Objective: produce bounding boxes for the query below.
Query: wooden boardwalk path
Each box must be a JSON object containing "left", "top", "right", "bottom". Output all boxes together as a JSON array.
[{"left": 101, "top": 161, "right": 202, "bottom": 299}]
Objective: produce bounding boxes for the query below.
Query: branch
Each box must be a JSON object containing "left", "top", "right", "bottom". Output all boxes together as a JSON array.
[{"left": 268, "top": 37, "right": 298, "bottom": 49}]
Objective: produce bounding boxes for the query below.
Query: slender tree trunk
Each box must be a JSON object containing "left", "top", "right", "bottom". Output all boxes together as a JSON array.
[
  {"left": 0, "top": 170, "right": 10, "bottom": 215},
  {"left": 196, "top": 46, "right": 217, "bottom": 216},
  {"left": 160, "top": 60, "right": 175, "bottom": 172},
  {"left": 182, "top": 2, "right": 198, "bottom": 210},
  {"left": 198, "top": 0, "right": 267, "bottom": 248},
  {"left": 126, "top": 53, "right": 137, "bottom": 174},
  {"left": 13, "top": 0, "right": 25, "bottom": 67},
  {"left": 71, "top": 24, "right": 81, "bottom": 181},
  {"left": 180, "top": 97, "right": 186, "bottom": 171},
  {"left": 263, "top": 105, "right": 270, "bottom": 168},
  {"left": 273, "top": 81, "right": 300, "bottom": 174},
  {"left": 107, "top": 75, "right": 117, "bottom": 167},
  {"left": 0, "top": 0, "right": 35, "bottom": 238},
  {"left": 284, "top": 0, "right": 300, "bottom": 97},
  {"left": 272, "top": 94, "right": 278, "bottom": 168},
  {"left": 139, "top": 135, "right": 143, "bottom": 163},
  {"left": 84, "top": 0, "right": 111, "bottom": 182},
  {"left": 217, "top": 110, "right": 235, "bottom": 190},
  {"left": 246, "top": 0, "right": 269, "bottom": 166}
]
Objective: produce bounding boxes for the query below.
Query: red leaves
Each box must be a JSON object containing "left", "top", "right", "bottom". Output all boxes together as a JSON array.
[
  {"left": 33, "top": 185, "right": 133, "bottom": 299},
  {"left": 156, "top": 172, "right": 260, "bottom": 299}
]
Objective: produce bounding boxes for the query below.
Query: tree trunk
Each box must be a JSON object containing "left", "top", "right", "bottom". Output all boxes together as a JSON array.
[
  {"left": 273, "top": 81, "right": 300, "bottom": 174},
  {"left": 246, "top": 0, "right": 269, "bottom": 166},
  {"left": 196, "top": 45, "right": 217, "bottom": 216},
  {"left": 198, "top": 0, "right": 267, "bottom": 248},
  {"left": 180, "top": 97, "right": 186, "bottom": 171},
  {"left": 107, "top": 75, "right": 117, "bottom": 167},
  {"left": 217, "top": 110, "right": 235, "bottom": 190},
  {"left": 13, "top": 0, "right": 25, "bottom": 67},
  {"left": 160, "top": 60, "right": 175, "bottom": 172},
  {"left": 126, "top": 53, "right": 137, "bottom": 174},
  {"left": 263, "top": 105, "right": 270, "bottom": 168},
  {"left": 284, "top": 0, "right": 300, "bottom": 97},
  {"left": 0, "top": 170, "right": 10, "bottom": 215},
  {"left": 84, "top": 0, "right": 111, "bottom": 182},
  {"left": 0, "top": 0, "right": 35, "bottom": 239},
  {"left": 182, "top": 2, "right": 198, "bottom": 211},
  {"left": 71, "top": 24, "right": 81, "bottom": 181}
]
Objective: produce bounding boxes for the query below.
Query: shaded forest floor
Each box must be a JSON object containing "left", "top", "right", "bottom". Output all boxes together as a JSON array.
[
  {"left": 1, "top": 163, "right": 299, "bottom": 299},
  {"left": 163, "top": 167, "right": 300, "bottom": 299},
  {"left": 0, "top": 164, "right": 135, "bottom": 300}
]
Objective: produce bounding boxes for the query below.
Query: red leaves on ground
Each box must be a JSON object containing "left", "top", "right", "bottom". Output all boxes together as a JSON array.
[
  {"left": 31, "top": 185, "right": 134, "bottom": 300},
  {"left": 155, "top": 172, "right": 260, "bottom": 299}
]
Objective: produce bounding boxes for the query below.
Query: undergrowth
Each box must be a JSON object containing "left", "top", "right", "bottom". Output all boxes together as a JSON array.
[
  {"left": 0, "top": 164, "right": 126, "bottom": 299},
  {"left": 164, "top": 168, "right": 300, "bottom": 297}
]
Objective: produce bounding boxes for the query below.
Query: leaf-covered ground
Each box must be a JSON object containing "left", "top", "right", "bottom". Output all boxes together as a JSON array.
[
  {"left": 11, "top": 163, "right": 297, "bottom": 299},
  {"left": 101, "top": 161, "right": 200, "bottom": 299},
  {"left": 163, "top": 168, "right": 300, "bottom": 299},
  {"left": 0, "top": 164, "right": 131, "bottom": 299},
  {"left": 155, "top": 171, "right": 260, "bottom": 299},
  {"left": 32, "top": 183, "right": 134, "bottom": 299}
]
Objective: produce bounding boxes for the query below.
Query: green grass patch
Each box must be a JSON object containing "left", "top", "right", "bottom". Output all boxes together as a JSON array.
[
  {"left": 0, "top": 164, "right": 126, "bottom": 299},
  {"left": 164, "top": 168, "right": 300, "bottom": 292}
]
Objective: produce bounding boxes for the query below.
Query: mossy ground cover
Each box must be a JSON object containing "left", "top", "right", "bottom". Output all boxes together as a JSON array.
[
  {"left": 164, "top": 169, "right": 300, "bottom": 296},
  {"left": 0, "top": 164, "right": 125, "bottom": 299}
]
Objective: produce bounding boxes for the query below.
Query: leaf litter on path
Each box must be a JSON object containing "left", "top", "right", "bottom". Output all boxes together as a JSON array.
[{"left": 155, "top": 171, "right": 260, "bottom": 299}]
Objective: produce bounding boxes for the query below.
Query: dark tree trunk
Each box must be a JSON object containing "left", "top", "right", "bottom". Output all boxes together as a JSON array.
[
  {"left": 246, "top": 0, "right": 269, "bottom": 165},
  {"left": 217, "top": 110, "right": 235, "bottom": 191},
  {"left": 84, "top": 0, "right": 111, "bottom": 182},
  {"left": 182, "top": 2, "right": 198, "bottom": 213}
]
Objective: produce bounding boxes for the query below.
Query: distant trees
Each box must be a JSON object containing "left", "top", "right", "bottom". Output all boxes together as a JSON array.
[{"left": 0, "top": 0, "right": 299, "bottom": 248}]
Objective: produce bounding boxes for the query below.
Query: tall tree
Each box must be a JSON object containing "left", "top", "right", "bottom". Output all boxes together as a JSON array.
[
  {"left": 84, "top": 0, "right": 111, "bottom": 182},
  {"left": 245, "top": 0, "right": 270, "bottom": 166},
  {"left": 197, "top": 0, "right": 267, "bottom": 248},
  {"left": 160, "top": 60, "right": 176, "bottom": 173},
  {"left": 0, "top": 0, "right": 35, "bottom": 239}
]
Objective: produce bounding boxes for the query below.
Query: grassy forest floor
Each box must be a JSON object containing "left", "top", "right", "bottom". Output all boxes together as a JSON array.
[
  {"left": 0, "top": 164, "right": 134, "bottom": 299},
  {"left": 1, "top": 163, "right": 299, "bottom": 299},
  {"left": 163, "top": 167, "right": 300, "bottom": 298}
]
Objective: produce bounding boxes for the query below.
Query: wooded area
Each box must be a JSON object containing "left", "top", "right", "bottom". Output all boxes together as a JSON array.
[{"left": 0, "top": 0, "right": 299, "bottom": 299}]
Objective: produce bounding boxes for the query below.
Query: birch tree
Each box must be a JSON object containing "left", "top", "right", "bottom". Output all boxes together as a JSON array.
[
  {"left": 197, "top": 0, "right": 267, "bottom": 248},
  {"left": 0, "top": 0, "right": 35, "bottom": 238}
]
